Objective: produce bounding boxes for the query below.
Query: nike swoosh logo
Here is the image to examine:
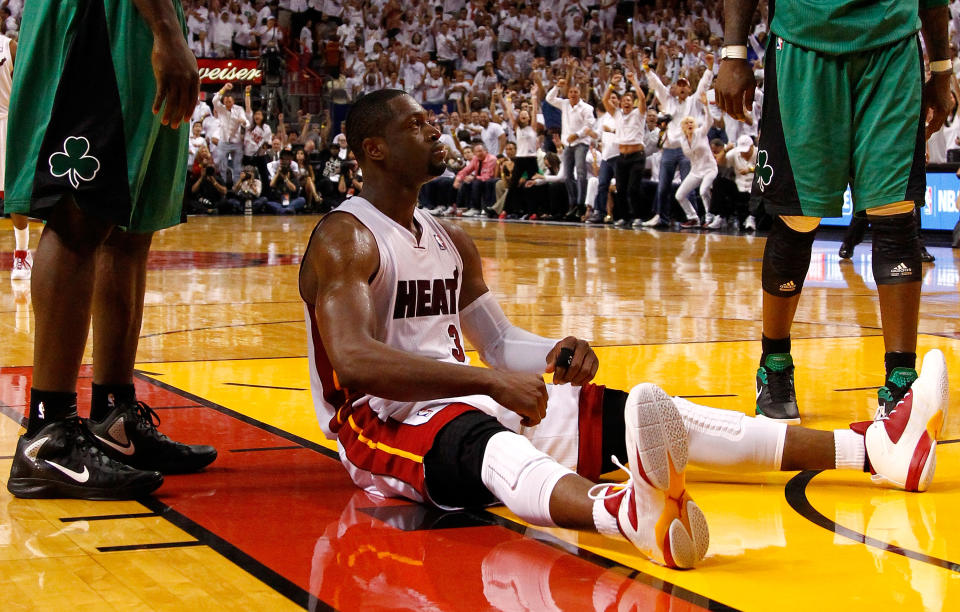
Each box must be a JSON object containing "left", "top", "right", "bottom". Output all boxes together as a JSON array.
[
  {"left": 94, "top": 434, "right": 136, "bottom": 456},
  {"left": 45, "top": 460, "right": 90, "bottom": 483}
]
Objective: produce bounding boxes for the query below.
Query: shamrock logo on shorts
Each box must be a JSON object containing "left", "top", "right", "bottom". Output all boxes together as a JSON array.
[
  {"left": 48, "top": 136, "right": 101, "bottom": 189},
  {"left": 755, "top": 149, "right": 773, "bottom": 192}
]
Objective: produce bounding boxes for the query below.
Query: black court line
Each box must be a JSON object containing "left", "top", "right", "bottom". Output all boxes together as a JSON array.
[
  {"left": 149, "top": 404, "right": 205, "bottom": 410},
  {"left": 679, "top": 394, "right": 737, "bottom": 399},
  {"left": 941, "top": 438, "right": 960, "bottom": 445},
  {"left": 228, "top": 445, "right": 304, "bottom": 453},
  {"left": 139, "top": 319, "right": 303, "bottom": 340},
  {"left": 0, "top": 400, "right": 25, "bottom": 427},
  {"left": 62, "top": 512, "right": 159, "bottom": 523},
  {"left": 134, "top": 369, "right": 164, "bottom": 376},
  {"left": 834, "top": 386, "right": 879, "bottom": 392},
  {"left": 134, "top": 372, "right": 338, "bottom": 461},
  {"left": 136, "top": 373, "right": 737, "bottom": 612},
  {"left": 97, "top": 540, "right": 203, "bottom": 553},
  {"left": 0, "top": 455, "right": 13, "bottom": 460},
  {"left": 785, "top": 470, "right": 960, "bottom": 573},
  {"left": 137, "top": 496, "right": 330, "bottom": 610},
  {"left": 224, "top": 382, "right": 308, "bottom": 392}
]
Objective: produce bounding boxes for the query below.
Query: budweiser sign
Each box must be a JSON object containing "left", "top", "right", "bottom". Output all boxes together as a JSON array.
[{"left": 197, "top": 59, "right": 263, "bottom": 84}]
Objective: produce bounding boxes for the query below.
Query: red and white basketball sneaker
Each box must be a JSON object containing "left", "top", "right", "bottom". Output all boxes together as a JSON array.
[
  {"left": 590, "top": 383, "right": 709, "bottom": 568},
  {"left": 858, "top": 349, "right": 948, "bottom": 492},
  {"left": 11, "top": 249, "right": 32, "bottom": 280}
]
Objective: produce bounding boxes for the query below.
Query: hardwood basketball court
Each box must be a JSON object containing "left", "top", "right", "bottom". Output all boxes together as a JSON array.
[{"left": 1, "top": 215, "right": 957, "bottom": 611}]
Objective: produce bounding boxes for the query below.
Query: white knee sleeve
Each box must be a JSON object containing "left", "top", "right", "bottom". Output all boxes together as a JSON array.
[
  {"left": 481, "top": 431, "right": 574, "bottom": 526},
  {"left": 675, "top": 398, "right": 787, "bottom": 472}
]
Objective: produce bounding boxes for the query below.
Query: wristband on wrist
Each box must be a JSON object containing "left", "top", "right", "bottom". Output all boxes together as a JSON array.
[
  {"left": 720, "top": 45, "right": 748, "bottom": 60},
  {"left": 930, "top": 59, "right": 953, "bottom": 73}
]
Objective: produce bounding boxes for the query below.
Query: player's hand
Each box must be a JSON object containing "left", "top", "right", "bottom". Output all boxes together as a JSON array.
[
  {"left": 490, "top": 371, "right": 549, "bottom": 427},
  {"left": 545, "top": 336, "right": 598, "bottom": 386},
  {"left": 151, "top": 29, "right": 199, "bottom": 129},
  {"left": 715, "top": 59, "right": 755, "bottom": 122},
  {"left": 923, "top": 72, "right": 954, "bottom": 140}
]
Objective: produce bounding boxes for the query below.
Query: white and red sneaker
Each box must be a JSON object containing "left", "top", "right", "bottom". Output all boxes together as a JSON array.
[
  {"left": 11, "top": 249, "right": 32, "bottom": 280},
  {"left": 855, "top": 349, "right": 949, "bottom": 492},
  {"left": 590, "top": 383, "right": 709, "bottom": 568}
]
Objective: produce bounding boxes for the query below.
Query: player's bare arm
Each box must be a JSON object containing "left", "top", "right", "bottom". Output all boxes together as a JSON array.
[
  {"left": 443, "top": 219, "right": 598, "bottom": 387},
  {"left": 302, "top": 213, "right": 548, "bottom": 426},
  {"left": 920, "top": 3, "right": 954, "bottom": 138},
  {"left": 715, "top": 0, "right": 759, "bottom": 122},
  {"left": 133, "top": 0, "right": 199, "bottom": 129}
]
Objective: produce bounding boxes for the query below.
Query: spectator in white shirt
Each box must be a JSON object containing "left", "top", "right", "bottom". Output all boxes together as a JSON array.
[
  {"left": 603, "top": 71, "right": 649, "bottom": 226},
  {"left": 202, "top": 114, "right": 221, "bottom": 160},
  {"left": 474, "top": 26, "right": 495, "bottom": 65},
  {"left": 422, "top": 65, "right": 448, "bottom": 109},
  {"left": 535, "top": 10, "right": 562, "bottom": 62},
  {"left": 546, "top": 77, "right": 596, "bottom": 219},
  {"left": 479, "top": 110, "right": 506, "bottom": 157},
  {"left": 212, "top": 83, "right": 249, "bottom": 184},
  {"left": 192, "top": 96, "right": 212, "bottom": 126},
  {"left": 188, "top": 122, "right": 207, "bottom": 167},
  {"left": 644, "top": 53, "right": 714, "bottom": 224},
  {"left": 210, "top": 11, "right": 237, "bottom": 57},
  {"left": 259, "top": 15, "right": 283, "bottom": 49},
  {"left": 672, "top": 116, "right": 717, "bottom": 228}
]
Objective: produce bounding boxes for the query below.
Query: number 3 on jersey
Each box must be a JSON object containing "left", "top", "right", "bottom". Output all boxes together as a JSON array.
[{"left": 448, "top": 324, "right": 466, "bottom": 362}]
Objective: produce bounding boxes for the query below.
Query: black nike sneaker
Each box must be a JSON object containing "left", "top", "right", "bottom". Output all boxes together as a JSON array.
[
  {"left": 7, "top": 416, "right": 163, "bottom": 500},
  {"left": 876, "top": 367, "right": 919, "bottom": 420},
  {"left": 755, "top": 354, "right": 801, "bottom": 423},
  {"left": 86, "top": 400, "right": 217, "bottom": 474}
]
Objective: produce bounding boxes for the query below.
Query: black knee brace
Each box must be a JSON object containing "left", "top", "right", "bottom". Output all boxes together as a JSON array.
[
  {"left": 762, "top": 216, "right": 818, "bottom": 297},
  {"left": 870, "top": 211, "right": 922, "bottom": 285}
]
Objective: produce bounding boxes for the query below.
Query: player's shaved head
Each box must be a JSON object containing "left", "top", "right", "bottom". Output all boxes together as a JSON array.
[{"left": 345, "top": 89, "right": 409, "bottom": 162}]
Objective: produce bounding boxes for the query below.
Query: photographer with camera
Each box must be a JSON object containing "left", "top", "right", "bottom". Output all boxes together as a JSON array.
[
  {"left": 265, "top": 149, "right": 306, "bottom": 214},
  {"left": 339, "top": 153, "right": 363, "bottom": 200},
  {"left": 223, "top": 166, "right": 267, "bottom": 215},
  {"left": 187, "top": 147, "right": 229, "bottom": 215}
]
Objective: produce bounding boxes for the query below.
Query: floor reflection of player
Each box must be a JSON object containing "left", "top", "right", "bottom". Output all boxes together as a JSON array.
[{"left": 308, "top": 491, "right": 682, "bottom": 612}]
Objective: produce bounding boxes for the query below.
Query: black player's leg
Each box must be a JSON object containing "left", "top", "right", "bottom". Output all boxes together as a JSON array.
[
  {"left": 86, "top": 228, "right": 217, "bottom": 474},
  {"left": 8, "top": 196, "right": 164, "bottom": 501},
  {"left": 866, "top": 203, "right": 923, "bottom": 414},
  {"left": 91, "top": 227, "right": 153, "bottom": 389},
  {"left": 839, "top": 213, "right": 869, "bottom": 259},
  {"left": 31, "top": 196, "right": 113, "bottom": 396}
]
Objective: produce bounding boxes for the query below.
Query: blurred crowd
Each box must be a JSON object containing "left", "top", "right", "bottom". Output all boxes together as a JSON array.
[{"left": 5, "top": 0, "right": 954, "bottom": 222}]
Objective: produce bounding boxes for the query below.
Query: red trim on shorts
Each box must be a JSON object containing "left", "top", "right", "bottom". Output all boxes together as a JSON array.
[
  {"left": 577, "top": 383, "right": 606, "bottom": 481},
  {"left": 338, "top": 402, "right": 476, "bottom": 499}
]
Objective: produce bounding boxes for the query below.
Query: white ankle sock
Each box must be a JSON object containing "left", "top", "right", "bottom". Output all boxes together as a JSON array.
[
  {"left": 14, "top": 226, "right": 29, "bottom": 251},
  {"left": 592, "top": 489, "right": 623, "bottom": 538},
  {"left": 833, "top": 429, "right": 866, "bottom": 471}
]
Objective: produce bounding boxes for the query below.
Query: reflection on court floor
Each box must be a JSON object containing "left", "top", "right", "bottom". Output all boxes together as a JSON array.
[{"left": 1, "top": 216, "right": 957, "bottom": 610}]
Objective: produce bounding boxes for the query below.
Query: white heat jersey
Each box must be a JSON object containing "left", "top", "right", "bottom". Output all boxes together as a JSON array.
[
  {"left": 0, "top": 34, "right": 12, "bottom": 190},
  {"left": 305, "top": 197, "right": 500, "bottom": 438}
]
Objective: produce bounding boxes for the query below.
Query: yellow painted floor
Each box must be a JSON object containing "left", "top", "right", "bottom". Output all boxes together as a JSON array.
[{"left": 1, "top": 215, "right": 958, "bottom": 611}]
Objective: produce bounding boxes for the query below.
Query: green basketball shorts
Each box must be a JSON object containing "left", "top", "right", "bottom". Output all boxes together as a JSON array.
[
  {"left": 752, "top": 34, "right": 926, "bottom": 218},
  {"left": 3, "top": 0, "right": 189, "bottom": 233}
]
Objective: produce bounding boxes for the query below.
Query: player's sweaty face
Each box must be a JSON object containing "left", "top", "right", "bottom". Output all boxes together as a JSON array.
[{"left": 381, "top": 97, "right": 444, "bottom": 178}]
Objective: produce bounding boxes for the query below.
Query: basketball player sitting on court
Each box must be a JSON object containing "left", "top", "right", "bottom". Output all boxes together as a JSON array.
[{"left": 298, "top": 90, "right": 949, "bottom": 570}]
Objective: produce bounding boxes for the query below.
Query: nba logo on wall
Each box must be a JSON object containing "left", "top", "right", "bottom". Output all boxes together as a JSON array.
[{"left": 925, "top": 185, "right": 933, "bottom": 211}]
